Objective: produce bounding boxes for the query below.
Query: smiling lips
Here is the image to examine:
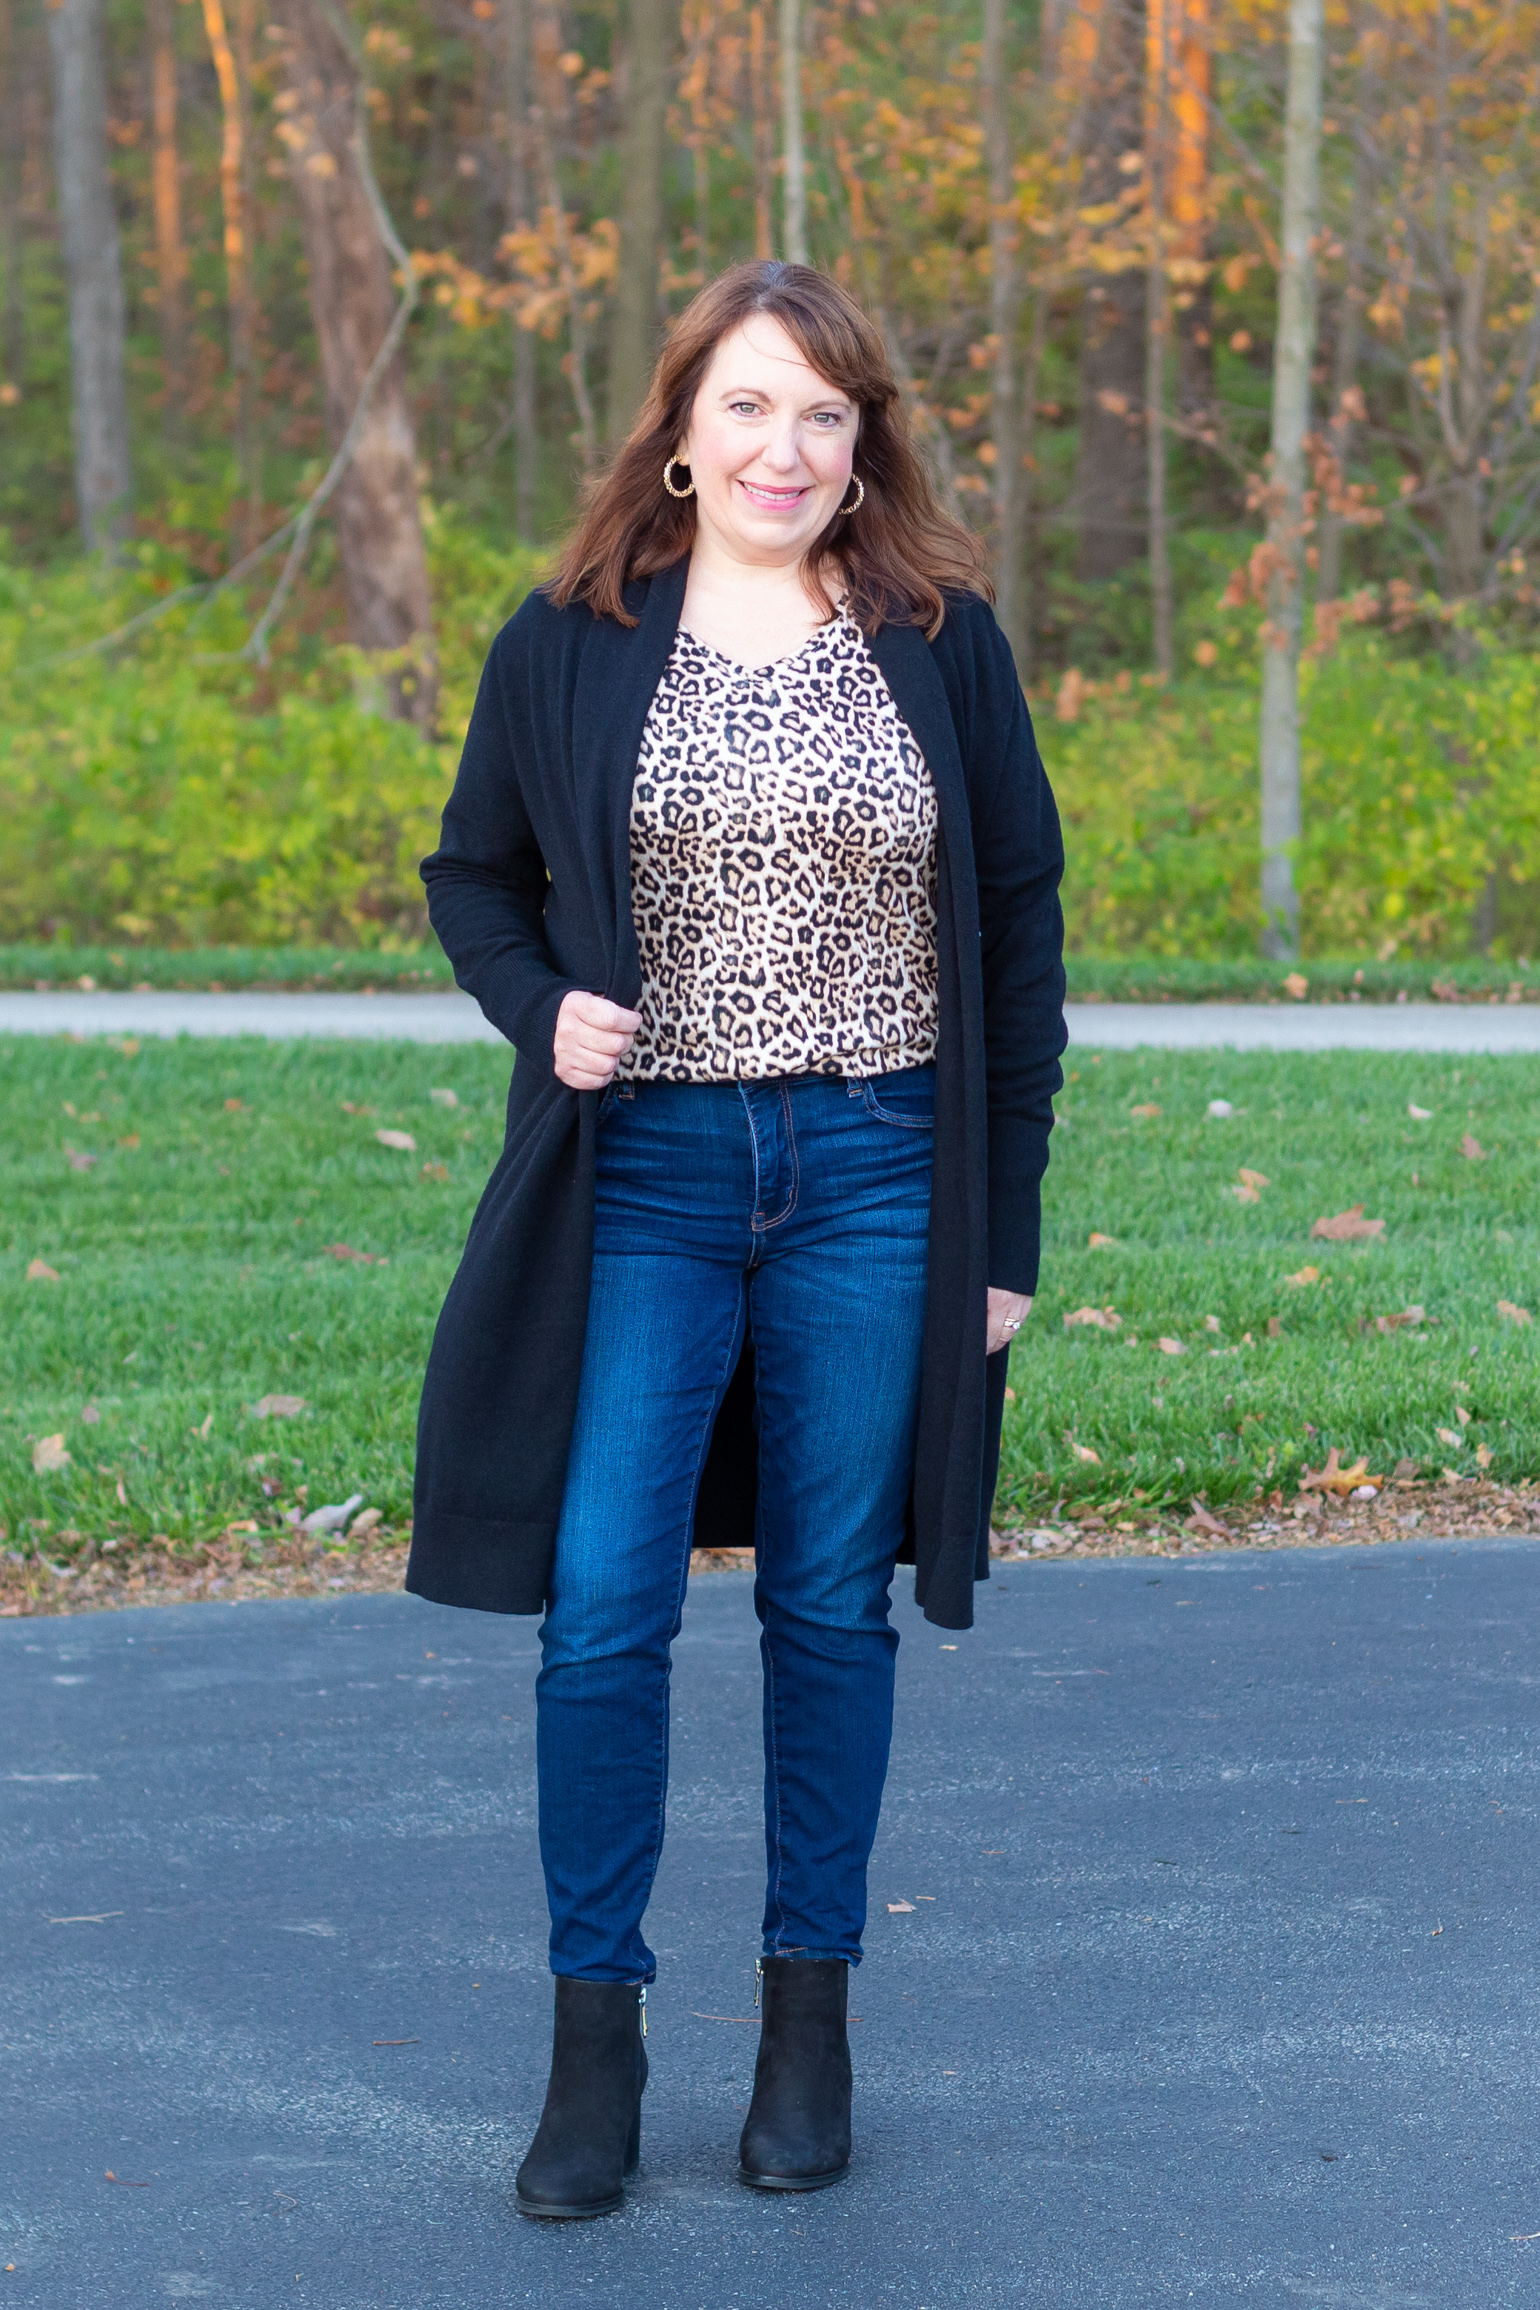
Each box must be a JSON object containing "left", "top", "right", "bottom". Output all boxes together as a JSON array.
[{"left": 737, "top": 478, "right": 812, "bottom": 509}]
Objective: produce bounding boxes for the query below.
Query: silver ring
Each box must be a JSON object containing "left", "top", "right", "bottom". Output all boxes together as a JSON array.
[{"left": 1004, "top": 1319, "right": 1022, "bottom": 1332}]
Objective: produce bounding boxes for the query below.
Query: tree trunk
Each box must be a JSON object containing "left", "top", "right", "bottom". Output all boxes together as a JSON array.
[
  {"left": 981, "top": 0, "right": 1024, "bottom": 666},
  {"left": 0, "top": 0, "right": 26, "bottom": 389},
  {"left": 200, "top": 0, "right": 259, "bottom": 546},
  {"left": 1145, "top": 0, "right": 1173, "bottom": 676},
  {"left": 529, "top": 7, "right": 597, "bottom": 468},
  {"left": 270, "top": 0, "right": 436, "bottom": 726},
  {"left": 1072, "top": 0, "right": 1146, "bottom": 581},
  {"left": 1258, "top": 0, "right": 1323, "bottom": 960},
  {"left": 607, "top": 0, "right": 670, "bottom": 444},
  {"left": 46, "top": 0, "right": 132, "bottom": 550},
  {"left": 503, "top": 0, "right": 538, "bottom": 538},
  {"left": 779, "top": 0, "right": 807, "bottom": 263},
  {"left": 1019, "top": 285, "right": 1048, "bottom": 683},
  {"left": 236, "top": 0, "right": 262, "bottom": 533},
  {"left": 144, "top": 0, "right": 188, "bottom": 438},
  {"left": 749, "top": 3, "right": 773, "bottom": 260}
]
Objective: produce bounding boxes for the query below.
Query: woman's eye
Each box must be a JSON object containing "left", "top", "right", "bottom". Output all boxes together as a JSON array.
[
  {"left": 729, "top": 401, "right": 763, "bottom": 416},
  {"left": 809, "top": 411, "right": 847, "bottom": 427}
]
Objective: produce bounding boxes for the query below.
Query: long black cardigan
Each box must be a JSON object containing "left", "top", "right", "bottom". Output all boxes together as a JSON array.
[{"left": 405, "top": 557, "right": 1066, "bottom": 1631}]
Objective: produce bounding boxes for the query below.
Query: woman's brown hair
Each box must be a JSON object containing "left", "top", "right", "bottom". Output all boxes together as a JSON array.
[{"left": 547, "top": 261, "right": 990, "bottom": 638}]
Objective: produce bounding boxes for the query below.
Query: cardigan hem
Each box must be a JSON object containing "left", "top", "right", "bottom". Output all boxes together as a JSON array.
[{"left": 405, "top": 1514, "right": 554, "bottom": 1617}]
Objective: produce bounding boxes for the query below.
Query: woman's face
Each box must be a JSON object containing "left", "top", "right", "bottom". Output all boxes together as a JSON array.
[{"left": 679, "top": 316, "right": 858, "bottom": 569}]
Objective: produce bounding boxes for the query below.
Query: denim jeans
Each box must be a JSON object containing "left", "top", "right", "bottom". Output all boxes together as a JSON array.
[{"left": 536, "top": 1066, "right": 936, "bottom": 1983}]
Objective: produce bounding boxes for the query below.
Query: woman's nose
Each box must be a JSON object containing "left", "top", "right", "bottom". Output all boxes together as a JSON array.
[{"left": 757, "top": 419, "right": 804, "bottom": 474}]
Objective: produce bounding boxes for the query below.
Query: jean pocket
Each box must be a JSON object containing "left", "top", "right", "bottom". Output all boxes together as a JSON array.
[
  {"left": 597, "top": 1081, "right": 622, "bottom": 1124},
  {"left": 859, "top": 1070, "right": 937, "bottom": 1130}
]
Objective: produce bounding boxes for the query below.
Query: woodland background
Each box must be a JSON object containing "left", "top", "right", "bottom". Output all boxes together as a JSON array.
[{"left": 1, "top": 0, "right": 1539, "bottom": 958}]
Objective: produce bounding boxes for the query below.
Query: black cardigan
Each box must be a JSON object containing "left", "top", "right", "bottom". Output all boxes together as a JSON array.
[{"left": 406, "top": 558, "right": 1066, "bottom": 1630}]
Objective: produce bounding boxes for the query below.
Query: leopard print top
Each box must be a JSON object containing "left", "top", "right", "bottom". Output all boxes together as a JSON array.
[{"left": 620, "top": 612, "right": 939, "bottom": 1082}]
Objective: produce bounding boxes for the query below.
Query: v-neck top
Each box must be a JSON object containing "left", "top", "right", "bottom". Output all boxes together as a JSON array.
[{"left": 619, "top": 610, "right": 940, "bottom": 1082}]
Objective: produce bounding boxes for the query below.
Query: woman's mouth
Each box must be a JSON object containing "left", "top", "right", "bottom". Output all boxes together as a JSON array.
[{"left": 735, "top": 478, "right": 811, "bottom": 511}]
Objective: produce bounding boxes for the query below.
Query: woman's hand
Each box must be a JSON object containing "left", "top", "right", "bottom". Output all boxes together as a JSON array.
[
  {"left": 986, "top": 1287, "right": 1033, "bottom": 1357},
  {"left": 553, "top": 990, "right": 642, "bottom": 1091}
]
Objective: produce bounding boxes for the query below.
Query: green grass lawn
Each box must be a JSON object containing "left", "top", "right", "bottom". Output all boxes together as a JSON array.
[
  {"left": 998, "top": 1048, "right": 1539, "bottom": 1519},
  {"left": 3, "top": 1036, "right": 1537, "bottom": 1564}
]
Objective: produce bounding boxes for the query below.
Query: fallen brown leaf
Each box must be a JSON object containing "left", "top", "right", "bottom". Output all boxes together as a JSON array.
[
  {"left": 1286, "top": 1265, "right": 1320, "bottom": 1288},
  {"left": 1460, "top": 1132, "right": 1486, "bottom": 1161},
  {"left": 1129, "top": 1103, "right": 1162, "bottom": 1119},
  {"left": 429, "top": 1087, "right": 459, "bottom": 1108},
  {"left": 322, "top": 1243, "right": 380, "bottom": 1264},
  {"left": 1436, "top": 1427, "right": 1462, "bottom": 1448},
  {"left": 32, "top": 1434, "right": 70, "bottom": 1473},
  {"left": 1088, "top": 1231, "right": 1120, "bottom": 1248},
  {"left": 253, "top": 1394, "right": 307, "bottom": 1420},
  {"left": 1156, "top": 1336, "right": 1186, "bottom": 1356},
  {"left": 1311, "top": 1204, "right": 1386, "bottom": 1241},
  {"left": 1186, "top": 1504, "right": 1226, "bottom": 1535},
  {"left": 420, "top": 1160, "right": 450, "bottom": 1182},
  {"left": 63, "top": 1146, "right": 98, "bottom": 1173},
  {"left": 1239, "top": 1168, "right": 1271, "bottom": 1190},
  {"left": 1069, "top": 1439, "right": 1101, "bottom": 1464},
  {"left": 26, "top": 1258, "right": 60, "bottom": 1282},
  {"left": 1064, "top": 1305, "right": 1120, "bottom": 1331},
  {"left": 1375, "top": 1305, "right": 1425, "bottom": 1332},
  {"left": 1497, "top": 1299, "right": 1531, "bottom": 1325},
  {"left": 375, "top": 1128, "right": 417, "bottom": 1152},
  {"left": 1267, "top": 1316, "right": 1282, "bottom": 1338},
  {"left": 1299, "top": 1447, "right": 1375, "bottom": 1495}
]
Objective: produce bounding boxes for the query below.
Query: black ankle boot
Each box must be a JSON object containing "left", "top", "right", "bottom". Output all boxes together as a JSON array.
[
  {"left": 737, "top": 1957, "right": 851, "bottom": 2191},
  {"left": 515, "top": 1979, "right": 647, "bottom": 2218}
]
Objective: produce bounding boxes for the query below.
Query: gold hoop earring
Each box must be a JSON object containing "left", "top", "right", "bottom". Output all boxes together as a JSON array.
[
  {"left": 837, "top": 475, "right": 865, "bottom": 517},
  {"left": 662, "top": 456, "right": 695, "bottom": 499}
]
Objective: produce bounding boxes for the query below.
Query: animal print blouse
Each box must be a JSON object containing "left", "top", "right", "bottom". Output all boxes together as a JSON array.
[{"left": 619, "top": 611, "right": 940, "bottom": 1083}]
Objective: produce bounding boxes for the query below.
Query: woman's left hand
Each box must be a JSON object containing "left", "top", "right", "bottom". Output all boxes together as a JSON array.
[{"left": 986, "top": 1288, "right": 1033, "bottom": 1358}]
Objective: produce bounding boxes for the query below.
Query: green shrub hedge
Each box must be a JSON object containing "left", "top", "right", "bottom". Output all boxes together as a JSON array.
[{"left": 2, "top": 530, "right": 1536, "bottom": 960}]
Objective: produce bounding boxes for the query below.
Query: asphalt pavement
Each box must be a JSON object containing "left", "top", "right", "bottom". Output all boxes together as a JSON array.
[
  {"left": 5, "top": 987, "right": 1540, "bottom": 1050},
  {"left": 4, "top": 1537, "right": 1539, "bottom": 2309}
]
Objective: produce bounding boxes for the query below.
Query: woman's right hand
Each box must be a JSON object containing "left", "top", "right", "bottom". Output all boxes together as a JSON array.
[{"left": 553, "top": 989, "right": 642, "bottom": 1090}]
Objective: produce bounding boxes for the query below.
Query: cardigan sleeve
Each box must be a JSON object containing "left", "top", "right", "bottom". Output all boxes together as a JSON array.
[
  {"left": 419, "top": 615, "right": 583, "bottom": 1064},
  {"left": 970, "top": 618, "right": 1068, "bottom": 1298}
]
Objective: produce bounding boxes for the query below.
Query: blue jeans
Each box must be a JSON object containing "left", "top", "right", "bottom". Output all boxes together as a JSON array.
[{"left": 536, "top": 1066, "right": 936, "bottom": 1983}]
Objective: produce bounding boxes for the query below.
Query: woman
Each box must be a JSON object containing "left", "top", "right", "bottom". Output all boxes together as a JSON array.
[{"left": 407, "top": 262, "right": 1066, "bottom": 2217}]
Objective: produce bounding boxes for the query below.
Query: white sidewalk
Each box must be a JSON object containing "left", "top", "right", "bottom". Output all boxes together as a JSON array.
[{"left": 3, "top": 988, "right": 1540, "bottom": 1051}]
